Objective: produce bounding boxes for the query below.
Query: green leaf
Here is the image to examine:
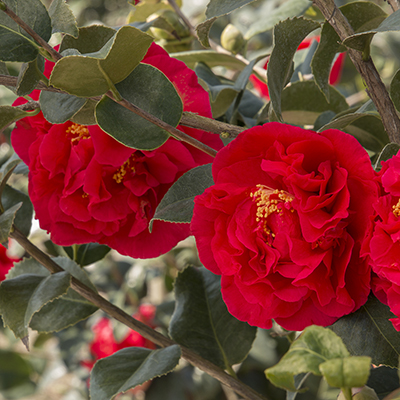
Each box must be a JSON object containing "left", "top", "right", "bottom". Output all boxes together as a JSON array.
[
  {"left": 60, "top": 25, "right": 116, "bottom": 54},
  {"left": 2, "top": 185, "right": 33, "bottom": 238},
  {"left": 151, "top": 164, "right": 213, "bottom": 230},
  {"left": 330, "top": 296, "right": 400, "bottom": 368},
  {"left": 374, "top": 143, "right": 400, "bottom": 171},
  {"left": 127, "top": 0, "right": 181, "bottom": 23},
  {"left": 390, "top": 68, "right": 400, "bottom": 113},
  {"left": 90, "top": 346, "right": 181, "bottom": 400},
  {"left": 267, "top": 17, "right": 320, "bottom": 121},
  {"left": 344, "top": 8, "right": 400, "bottom": 52},
  {"left": 96, "top": 63, "right": 182, "bottom": 150},
  {"left": 196, "top": 0, "right": 257, "bottom": 47},
  {"left": 266, "top": 326, "right": 354, "bottom": 392},
  {"left": 48, "top": 0, "right": 78, "bottom": 38},
  {"left": 39, "top": 91, "right": 87, "bottom": 124},
  {"left": 279, "top": 80, "right": 348, "bottom": 125},
  {"left": 244, "top": 0, "right": 312, "bottom": 39},
  {"left": 169, "top": 266, "right": 257, "bottom": 370},
  {"left": 319, "top": 357, "right": 371, "bottom": 388},
  {"left": 28, "top": 257, "right": 98, "bottom": 333},
  {"left": 312, "top": 2, "right": 387, "bottom": 101},
  {"left": 63, "top": 243, "right": 111, "bottom": 267},
  {"left": 16, "top": 55, "right": 45, "bottom": 96},
  {"left": 0, "top": 202, "right": 21, "bottom": 244},
  {"left": 0, "top": 106, "right": 35, "bottom": 130},
  {"left": 367, "top": 366, "right": 400, "bottom": 400},
  {"left": 70, "top": 99, "right": 98, "bottom": 125},
  {"left": 50, "top": 26, "right": 153, "bottom": 97},
  {"left": 205, "top": 0, "right": 257, "bottom": 18},
  {"left": 0, "top": 0, "right": 52, "bottom": 62},
  {"left": 0, "top": 349, "right": 33, "bottom": 391}
]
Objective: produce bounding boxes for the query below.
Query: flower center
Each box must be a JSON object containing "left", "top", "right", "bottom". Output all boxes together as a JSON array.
[
  {"left": 113, "top": 156, "right": 136, "bottom": 184},
  {"left": 66, "top": 123, "right": 90, "bottom": 144},
  {"left": 393, "top": 199, "right": 400, "bottom": 217},
  {"left": 250, "top": 184, "right": 294, "bottom": 236}
]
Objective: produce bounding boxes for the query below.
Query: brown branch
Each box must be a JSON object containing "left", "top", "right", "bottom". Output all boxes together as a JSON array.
[
  {"left": 313, "top": 0, "right": 400, "bottom": 144},
  {"left": 0, "top": 75, "right": 244, "bottom": 139},
  {"left": 9, "top": 226, "right": 268, "bottom": 400},
  {"left": 0, "top": 2, "right": 62, "bottom": 62},
  {"left": 167, "top": 0, "right": 197, "bottom": 37},
  {"left": 386, "top": 0, "right": 399, "bottom": 12}
]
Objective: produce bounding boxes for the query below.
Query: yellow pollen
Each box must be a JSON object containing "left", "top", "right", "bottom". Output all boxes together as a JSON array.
[
  {"left": 250, "top": 184, "right": 294, "bottom": 235},
  {"left": 66, "top": 123, "right": 90, "bottom": 143},
  {"left": 113, "top": 157, "right": 136, "bottom": 184},
  {"left": 393, "top": 199, "right": 400, "bottom": 217},
  {"left": 82, "top": 192, "right": 88, "bottom": 198}
]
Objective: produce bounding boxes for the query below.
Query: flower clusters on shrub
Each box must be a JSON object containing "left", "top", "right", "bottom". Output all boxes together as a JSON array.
[
  {"left": 191, "top": 123, "right": 378, "bottom": 331},
  {"left": 12, "top": 43, "right": 222, "bottom": 259}
]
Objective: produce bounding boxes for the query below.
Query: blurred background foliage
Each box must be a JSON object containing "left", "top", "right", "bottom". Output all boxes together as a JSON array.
[{"left": 1, "top": 0, "right": 399, "bottom": 399}]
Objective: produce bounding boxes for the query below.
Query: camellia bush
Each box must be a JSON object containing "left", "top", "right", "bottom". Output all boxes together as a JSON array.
[{"left": 3, "top": 0, "right": 400, "bottom": 399}]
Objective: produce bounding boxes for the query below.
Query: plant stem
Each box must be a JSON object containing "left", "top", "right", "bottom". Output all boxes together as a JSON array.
[
  {"left": 9, "top": 226, "right": 268, "bottom": 400},
  {"left": 0, "top": 3, "right": 62, "bottom": 62},
  {"left": 313, "top": 0, "right": 400, "bottom": 145}
]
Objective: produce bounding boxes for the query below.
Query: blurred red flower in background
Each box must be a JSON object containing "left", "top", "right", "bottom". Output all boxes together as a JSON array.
[
  {"left": 0, "top": 243, "right": 20, "bottom": 281},
  {"left": 83, "top": 304, "right": 156, "bottom": 370},
  {"left": 250, "top": 36, "right": 346, "bottom": 100}
]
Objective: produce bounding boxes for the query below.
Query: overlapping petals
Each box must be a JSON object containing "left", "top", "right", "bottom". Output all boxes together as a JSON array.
[
  {"left": 192, "top": 122, "right": 378, "bottom": 331},
  {"left": 362, "top": 153, "right": 400, "bottom": 330},
  {"left": 12, "top": 43, "right": 222, "bottom": 258}
]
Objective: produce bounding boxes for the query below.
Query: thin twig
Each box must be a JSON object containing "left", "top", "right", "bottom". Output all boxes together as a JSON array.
[
  {"left": 0, "top": 1, "right": 62, "bottom": 62},
  {"left": 167, "top": 0, "right": 197, "bottom": 37},
  {"left": 386, "top": 0, "right": 399, "bottom": 12},
  {"left": 9, "top": 226, "right": 268, "bottom": 400},
  {"left": 313, "top": 0, "right": 400, "bottom": 144}
]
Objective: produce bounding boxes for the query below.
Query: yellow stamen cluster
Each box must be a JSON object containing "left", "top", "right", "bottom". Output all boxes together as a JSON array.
[
  {"left": 66, "top": 124, "right": 90, "bottom": 143},
  {"left": 113, "top": 157, "right": 136, "bottom": 184},
  {"left": 393, "top": 199, "right": 400, "bottom": 217},
  {"left": 250, "top": 184, "right": 294, "bottom": 235}
]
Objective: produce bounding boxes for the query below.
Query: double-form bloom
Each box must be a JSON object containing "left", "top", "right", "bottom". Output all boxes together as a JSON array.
[
  {"left": 191, "top": 123, "right": 378, "bottom": 331},
  {"left": 362, "top": 153, "right": 400, "bottom": 330},
  {"left": 12, "top": 43, "right": 222, "bottom": 258}
]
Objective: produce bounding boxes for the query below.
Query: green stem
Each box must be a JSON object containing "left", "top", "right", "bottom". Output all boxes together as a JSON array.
[
  {"left": 72, "top": 244, "right": 79, "bottom": 262},
  {"left": 342, "top": 387, "right": 353, "bottom": 400},
  {"left": 226, "top": 364, "right": 238, "bottom": 379}
]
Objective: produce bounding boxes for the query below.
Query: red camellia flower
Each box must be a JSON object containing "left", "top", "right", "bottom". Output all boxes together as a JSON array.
[
  {"left": 12, "top": 43, "right": 222, "bottom": 258},
  {"left": 0, "top": 243, "right": 20, "bottom": 281},
  {"left": 191, "top": 123, "right": 378, "bottom": 331},
  {"left": 250, "top": 36, "right": 346, "bottom": 100},
  {"left": 362, "top": 153, "right": 400, "bottom": 330}
]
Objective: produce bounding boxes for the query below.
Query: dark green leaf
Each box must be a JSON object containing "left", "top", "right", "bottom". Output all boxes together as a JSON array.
[
  {"left": 0, "top": 202, "right": 21, "bottom": 244},
  {"left": 151, "top": 164, "right": 213, "bottom": 230},
  {"left": 0, "top": 105, "right": 36, "bottom": 130},
  {"left": 0, "top": 0, "right": 52, "bottom": 62},
  {"left": 63, "top": 243, "right": 111, "bottom": 267},
  {"left": 48, "top": 0, "right": 78, "bottom": 38},
  {"left": 374, "top": 143, "right": 400, "bottom": 171},
  {"left": 312, "top": 2, "right": 387, "bottom": 101},
  {"left": 367, "top": 366, "right": 400, "bottom": 400},
  {"left": 267, "top": 17, "right": 320, "bottom": 120},
  {"left": 169, "top": 266, "right": 257, "bottom": 370},
  {"left": 265, "top": 326, "right": 370, "bottom": 392},
  {"left": 95, "top": 63, "right": 182, "bottom": 150},
  {"left": 50, "top": 26, "right": 153, "bottom": 97},
  {"left": 280, "top": 80, "right": 348, "bottom": 125},
  {"left": 70, "top": 99, "right": 98, "bottom": 125},
  {"left": 205, "top": 0, "right": 257, "bottom": 18},
  {"left": 390, "top": 68, "right": 400, "bottom": 112},
  {"left": 330, "top": 296, "right": 400, "bottom": 368},
  {"left": 16, "top": 55, "right": 45, "bottom": 96},
  {"left": 0, "top": 349, "right": 33, "bottom": 390},
  {"left": 344, "top": 8, "right": 400, "bottom": 52},
  {"left": 29, "top": 257, "right": 98, "bottom": 333},
  {"left": 60, "top": 25, "right": 116, "bottom": 54},
  {"left": 39, "top": 91, "right": 87, "bottom": 124},
  {"left": 244, "top": 0, "right": 312, "bottom": 39},
  {"left": 196, "top": 17, "right": 217, "bottom": 48},
  {"left": 90, "top": 345, "right": 181, "bottom": 400},
  {"left": 2, "top": 185, "right": 33, "bottom": 238}
]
